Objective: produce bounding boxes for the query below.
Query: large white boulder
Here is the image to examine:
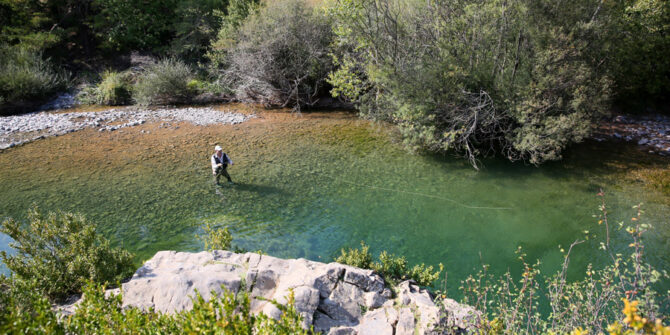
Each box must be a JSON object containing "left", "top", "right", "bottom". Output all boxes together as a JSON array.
[{"left": 61, "top": 250, "right": 478, "bottom": 334}]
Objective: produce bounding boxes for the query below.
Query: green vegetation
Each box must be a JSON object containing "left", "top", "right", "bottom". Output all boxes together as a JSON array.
[
  {"left": 0, "top": 202, "right": 668, "bottom": 334},
  {"left": 453, "top": 201, "right": 669, "bottom": 334},
  {"left": 336, "top": 241, "right": 442, "bottom": 286},
  {"left": 1, "top": 0, "right": 668, "bottom": 165},
  {"left": 326, "top": 0, "right": 613, "bottom": 167},
  {"left": 207, "top": 0, "right": 261, "bottom": 68},
  {"left": 0, "top": 207, "right": 135, "bottom": 302},
  {"left": 211, "top": 0, "right": 333, "bottom": 109},
  {"left": 134, "top": 58, "right": 196, "bottom": 106},
  {"left": 1, "top": 280, "right": 310, "bottom": 334},
  {"left": 0, "top": 45, "right": 67, "bottom": 113},
  {"left": 0, "top": 209, "right": 309, "bottom": 334},
  {"left": 78, "top": 70, "right": 133, "bottom": 105},
  {"left": 201, "top": 221, "right": 233, "bottom": 251}
]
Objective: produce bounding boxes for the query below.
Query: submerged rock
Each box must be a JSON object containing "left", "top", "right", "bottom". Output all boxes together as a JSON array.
[{"left": 59, "top": 251, "right": 478, "bottom": 334}]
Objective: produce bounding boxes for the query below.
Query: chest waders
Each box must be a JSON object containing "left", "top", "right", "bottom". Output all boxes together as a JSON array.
[{"left": 213, "top": 154, "right": 233, "bottom": 184}]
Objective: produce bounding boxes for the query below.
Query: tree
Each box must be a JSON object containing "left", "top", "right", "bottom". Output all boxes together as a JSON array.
[
  {"left": 215, "top": 0, "right": 333, "bottom": 109},
  {"left": 327, "top": 0, "right": 614, "bottom": 167}
]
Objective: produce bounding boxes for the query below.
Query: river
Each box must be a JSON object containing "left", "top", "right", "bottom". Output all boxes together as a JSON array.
[{"left": 0, "top": 105, "right": 668, "bottom": 298}]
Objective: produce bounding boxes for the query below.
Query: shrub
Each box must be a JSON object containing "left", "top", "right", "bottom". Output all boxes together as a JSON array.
[
  {"left": 207, "top": 0, "right": 261, "bottom": 68},
  {"left": 134, "top": 58, "right": 195, "bottom": 106},
  {"left": 95, "top": 70, "right": 133, "bottom": 105},
  {"left": 64, "top": 281, "right": 176, "bottom": 334},
  {"left": 0, "top": 278, "right": 64, "bottom": 334},
  {"left": 335, "top": 241, "right": 373, "bottom": 269},
  {"left": 78, "top": 70, "right": 132, "bottom": 105},
  {"left": 0, "top": 45, "right": 67, "bottom": 112},
  {"left": 0, "top": 207, "right": 135, "bottom": 302},
  {"left": 200, "top": 221, "right": 233, "bottom": 251},
  {"left": 216, "top": 0, "right": 333, "bottom": 109},
  {"left": 327, "top": 0, "right": 613, "bottom": 168},
  {"left": 1, "top": 279, "right": 310, "bottom": 334},
  {"left": 457, "top": 197, "right": 669, "bottom": 334},
  {"left": 335, "top": 241, "right": 442, "bottom": 286}
]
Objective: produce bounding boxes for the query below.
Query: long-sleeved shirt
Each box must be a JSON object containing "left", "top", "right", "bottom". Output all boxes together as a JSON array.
[{"left": 211, "top": 152, "right": 232, "bottom": 173}]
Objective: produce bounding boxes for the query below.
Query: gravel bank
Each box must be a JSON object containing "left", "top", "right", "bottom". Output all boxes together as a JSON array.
[
  {"left": 0, "top": 107, "right": 253, "bottom": 150},
  {"left": 594, "top": 114, "right": 670, "bottom": 156}
]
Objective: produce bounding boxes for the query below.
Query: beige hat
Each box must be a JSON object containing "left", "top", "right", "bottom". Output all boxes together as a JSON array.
[{"left": 215, "top": 145, "right": 222, "bottom": 151}]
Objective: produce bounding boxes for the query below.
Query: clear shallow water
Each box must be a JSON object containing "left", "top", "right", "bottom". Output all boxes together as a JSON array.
[{"left": 0, "top": 108, "right": 668, "bottom": 298}]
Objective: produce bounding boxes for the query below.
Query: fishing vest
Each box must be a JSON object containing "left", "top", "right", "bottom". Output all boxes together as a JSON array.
[{"left": 213, "top": 153, "right": 228, "bottom": 166}]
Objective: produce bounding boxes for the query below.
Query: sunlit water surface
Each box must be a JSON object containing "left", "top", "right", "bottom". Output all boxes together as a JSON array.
[{"left": 1, "top": 107, "right": 668, "bottom": 299}]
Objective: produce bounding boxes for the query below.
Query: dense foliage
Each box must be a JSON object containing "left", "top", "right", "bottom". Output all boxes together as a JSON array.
[
  {"left": 1, "top": 280, "right": 310, "bottom": 334},
  {"left": 0, "top": 45, "right": 67, "bottom": 113},
  {"left": 336, "top": 241, "right": 443, "bottom": 286},
  {"left": 78, "top": 70, "right": 132, "bottom": 105},
  {"left": 326, "top": 0, "right": 617, "bottom": 166},
  {"left": 453, "top": 199, "right": 670, "bottom": 334},
  {"left": 134, "top": 58, "right": 196, "bottom": 106},
  {"left": 0, "top": 207, "right": 135, "bottom": 302},
  {"left": 1, "top": 0, "right": 669, "bottom": 160},
  {"left": 212, "top": 0, "right": 333, "bottom": 109}
]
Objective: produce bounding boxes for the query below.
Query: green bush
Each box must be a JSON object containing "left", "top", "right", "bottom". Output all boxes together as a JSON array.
[
  {"left": 200, "top": 221, "right": 233, "bottom": 251},
  {"left": 457, "top": 201, "right": 669, "bottom": 334},
  {"left": 0, "top": 45, "right": 67, "bottom": 111},
  {"left": 134, "top": 58, "right": 195, "bottom": 106},
  {"left": 0, "top": 207, "right": 135, "bottom": 302},
  {"left": 2, "top": 279, "right": 310, "bottom": 334},
  {"left": 335, "top": 241, "right": 372, "bottom": 269},
  {"left": 96, "top": 70, "right": 132, "bottom": 105},
  {"left": 207, "top": 0, "right": 261, "bottom": 68},
  {"left": 0, "top": 278, "right": 64, "bottom": 334},
  {"left": 335, "top": 241, "right": 442, "bottom": 286},
  {"left": 78, "top": 70, "right": 132, "bottom": 105},
  {"left": 215, "top": 0, "right": 333, "bottom": 109},
  {"left": 326, "top": 0, "right": 614, "bottom": 167},
  {"left": 170, "top": 0, "right": 229, "bottom": 62}
]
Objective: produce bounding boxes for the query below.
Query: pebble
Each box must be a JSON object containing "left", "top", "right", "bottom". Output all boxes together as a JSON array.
[
  {"left": 0, "top": 106, "right": 254, "bottom": 149},
  {"left": 609, "top": 114, "right": 670, "bottom": 156}
]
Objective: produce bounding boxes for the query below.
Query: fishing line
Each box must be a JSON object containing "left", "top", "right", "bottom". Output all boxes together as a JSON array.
[{"left": 323, "top": 175, "right": 513, "bottom": 210}]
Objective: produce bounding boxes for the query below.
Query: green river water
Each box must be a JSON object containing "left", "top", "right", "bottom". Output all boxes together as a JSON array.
[{"left": 0, "top": 107, "right": 668, "bottom": 298}]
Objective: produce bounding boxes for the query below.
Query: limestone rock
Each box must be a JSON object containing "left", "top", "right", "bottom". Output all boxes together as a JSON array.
[{"left": 60, "top": 251, "right": 477, "bottom": 334}]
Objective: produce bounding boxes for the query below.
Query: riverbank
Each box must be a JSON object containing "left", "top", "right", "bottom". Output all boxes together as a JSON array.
[
  {"left": 1, "top": 104, "right": 669, "bottom": 302},
  {"left": 595, "top": 114, "right": 670, "bottom": 156},
  {"left": 0, "top": 106, "right": 253, "bottom": 150}
]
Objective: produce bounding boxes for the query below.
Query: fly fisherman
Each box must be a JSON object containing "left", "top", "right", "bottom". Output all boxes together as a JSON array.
[{"left": 211, "top": 145, "right": 233, "bottom": 185}]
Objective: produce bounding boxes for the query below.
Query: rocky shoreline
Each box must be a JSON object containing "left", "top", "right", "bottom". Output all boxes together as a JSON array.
[
  {"left": 60, "top": 251, "right": 478, "bottom": 335},
  {"left": 0, "top": 106, "right": 253, "bottom": 150},
  {"left": 595, "top": 114, "right": 670, "bottom": 156}
]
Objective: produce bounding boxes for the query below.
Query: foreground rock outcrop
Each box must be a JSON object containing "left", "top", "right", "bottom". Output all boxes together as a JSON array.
[{"left": 63, "top": 251, "right": 478, "bottom": 334}]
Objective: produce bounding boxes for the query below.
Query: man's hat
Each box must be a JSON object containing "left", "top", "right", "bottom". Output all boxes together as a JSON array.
[{"left": 215, "top": 145, "right": 222, "bottom": 151}]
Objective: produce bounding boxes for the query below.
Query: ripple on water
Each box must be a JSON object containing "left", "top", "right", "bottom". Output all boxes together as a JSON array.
[{"left": 0, "top": 107, "right": 669, "bottom": 299}]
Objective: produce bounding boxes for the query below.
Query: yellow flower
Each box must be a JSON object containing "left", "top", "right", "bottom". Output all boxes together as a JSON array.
[{"left": 606, "top": 321, "right": 623, "bottom": 335}]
